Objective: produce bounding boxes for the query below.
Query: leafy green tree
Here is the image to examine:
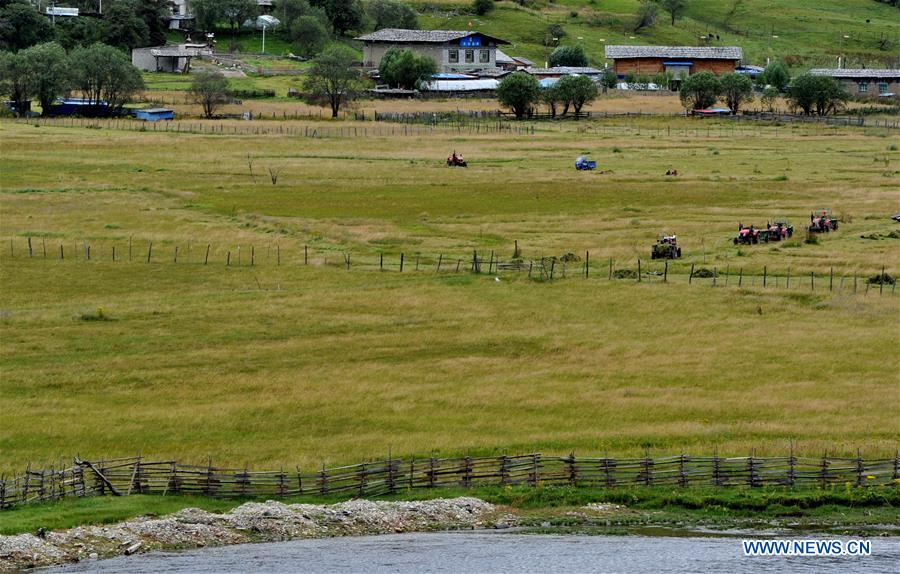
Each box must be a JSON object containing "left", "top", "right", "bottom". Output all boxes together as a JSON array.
[
  {"left": 129, "top": 0, "right": 172, "bottom": 46},
  {"left": 543, "top": 23, "right": 566, "bottom": 47},
  {"left": 652, "top": 71, "right": 671, "bottom": 90},
  {"left": 19, "top": 42, "right": 69, "bottom": 113},
  {"left": 276, "top": 0, "right": 330, "bottom": 31},
  {"left": 190, "top": 69, "right": 230, "bottom": 118},
  {"left": 556, "top": 74, "right": 597, "bottom": 118},
  {"left": 497, "top": 71, "right": 540, "bottom": 120},
  {"left": 758, "top": 60, "right": 790, "bottom": 92},
  {"left": 600, "top": 67, "right": 617, "bottom": 92},
  {"left": 290, "top": 15, "right": 329, "bottom": 57},
  {"left": 679, "top": 70, "right": 720, "bottom": 110},
  {"left": 103, "top": 2, "right": 150, "bottom": 51},
  {"left": 378, "top": 47, "right": 436, "bottom": 89},
  {"left": 787, "top": 74, "right": 848, "bottom": 116},
  {"left": 760, "top": 85, "right": 779, "bottom": 112},
  {"left": 70, "top": 43, "right": 145, "bottom": 114},
  {"left": 311, "top": 0, "right": 364, "bottom": 35},
  {"left": 303, "top": 45, "right": 363, "bottom": 117},
  {"left": 56, "top": 16, "right": 106, "bottom": 50},
  {"left": 633, "top": 0, "right": 658, "bottom": 32},
  {"left": 657, "top": 0, "right": 686, "bottom": 25},
  {"left": 718, "top": 72, "right": 753, "bottom": 114},
  {"left": 191, "top": 0, "right": 220, "bottom": 33},
  {"left": 472, "top": 0, "right": 494, "bottom": 16},
  {"left": 0, "top": 50, "right": 31, "bottom": 116},
  {"left": 548, "top": 44, "right": 588, "bottom": 68},
  {"left": 367, "top": 0, "right": 417, "bottom": 30},
  {"left": 541, "top": 83, "right": 562, "bottom": 118},
  {"left": 221, "top": 0, "right": 259, "bottom": 48},
  {"left": 0, "top": 0, "right": 54, "bottom": 52}
]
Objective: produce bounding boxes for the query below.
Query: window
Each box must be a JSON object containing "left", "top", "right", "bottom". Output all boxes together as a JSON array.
[
  {"left": 448, "top": 49, "right": 459, "bottom": 64},
  {"left": 858, "top": 82, "right": 868, "bottom": 93},
  {"left": 479, "top": 49, "right": 490, "bottom": 64},
  {"left": 878, "top": 82, "right": 888, "bottom": 94},
  {"left": 465, "top": 49, "right": 474, "bottom": 64}
]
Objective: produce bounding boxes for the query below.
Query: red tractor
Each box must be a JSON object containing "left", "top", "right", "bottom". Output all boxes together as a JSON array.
[
  {"left": 809, "top": 209, "right": 838, "bottom": 233},
  {"left": 763, "top": 220, "right": 794, "bottom": 242},
  {"left": 651, "top": 234, "right": 682, "bottom": 259},
  {"left": 733, "top": 223, "right": 761, "bottom": 245},
  {"left": 447, "top": 151, "right": 467, "bottom": 167}
]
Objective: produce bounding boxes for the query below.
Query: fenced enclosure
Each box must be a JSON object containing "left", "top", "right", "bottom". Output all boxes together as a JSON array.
[
  {"left": 2, "top": 451, "right": 897, "bottom": 511},
  {"left": 4, "top": 236, "right": 896, "bottom": 297}
]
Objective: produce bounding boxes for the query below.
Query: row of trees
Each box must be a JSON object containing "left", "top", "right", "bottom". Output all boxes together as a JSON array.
[
  {"left": 0, "top": 42, "right": 144, "bottom": 116},
  {"left": 497, "top": 72, "right": 598, "bottom": 119},
  {"left": 0, "top": 0, "right": 171, "bottom": 53}
]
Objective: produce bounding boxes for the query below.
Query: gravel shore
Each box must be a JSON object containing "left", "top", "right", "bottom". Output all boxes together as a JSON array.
[{"left": 0, "top": 497, "right": 500, "bottom": 571}]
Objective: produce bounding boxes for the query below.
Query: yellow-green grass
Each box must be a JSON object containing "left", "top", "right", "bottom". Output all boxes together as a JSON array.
[{"left": 0, "top": 118, "right": 898, "bottom": 474}]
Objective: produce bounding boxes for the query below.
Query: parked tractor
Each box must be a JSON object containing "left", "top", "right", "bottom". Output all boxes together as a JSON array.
[
  {"left": 733, "top": 223, "right": 761, "bottom": 245},
  {"left": 651, "top": 234, "right": 682, "bottom": 259},
  {"left": 575, "top": 156, "right": 597, "bottom": 170},
  {"left": 762, "top": 220, "right": 793, "bottom": 242},
  {"left": 447, "top": 151, "right": 467, "bottom": 167},
  {"left": 809, "top": 209, "right": 838, "bottom": 233}
]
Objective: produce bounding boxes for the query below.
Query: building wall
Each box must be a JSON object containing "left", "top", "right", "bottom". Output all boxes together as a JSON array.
[
  {"left": 614, "top": 58, "right": 736, "bottom": 76},
  {"left": 837, "top": 77, "right": 899, "bottom": 97},
  {"left": 363, "top": 42, "right": 496, "bottom": 72}
]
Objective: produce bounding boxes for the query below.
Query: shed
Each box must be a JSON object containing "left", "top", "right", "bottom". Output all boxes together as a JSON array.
[
  {"left": 133, "top": 108, "right": 174, "bottom": 121},
  {"left": 604, "top": 45, "right": 743, "bottom": 79},
  {"left": 132, "top": 44, "right": 212, "bottom": 73}
]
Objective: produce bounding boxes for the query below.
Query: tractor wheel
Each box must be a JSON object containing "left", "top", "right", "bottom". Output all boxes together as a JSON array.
[
  {"left": 733, "top": 238, "right": 738, "bottom": 245},
  {"left": 676, "top": 248, "right": 682, "bottom": 258}
]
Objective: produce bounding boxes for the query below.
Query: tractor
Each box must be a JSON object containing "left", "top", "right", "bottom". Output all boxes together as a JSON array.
[
  {"left": 809, "top": 209, "right": 838, "bottom": 233},
  {"left": 762, "top": 220, "right": 793, "bottom": 242},
  {"left": 575, "top": 156, "right": 597, "bottom": 170},
  {"left": 651, "top": 234, "right": 682, "bottom": 259},
  {"left": 447, "top": 151, "right": 467, "bottom": 167},
  {"left": 733, "top": 223, "right": 761, "bottom": 245}
]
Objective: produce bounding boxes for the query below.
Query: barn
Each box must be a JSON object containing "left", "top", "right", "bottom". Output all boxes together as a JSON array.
[{"left": 604, "top": 45, "right": 743, "bottom": 82}]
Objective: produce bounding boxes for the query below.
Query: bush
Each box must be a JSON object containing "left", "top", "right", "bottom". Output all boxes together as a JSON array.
[
  {"left": 548, "top": 44, "right": 588, "bottom": 67},
  {"left": 473, "top": 0, "right": 494, "bottom": 15},
  {"left": 613, "top": 269, "right": 637, "bottom": 279},
  {"left": 367, "top": 0, "right": 418, "bottom": 29},
  {"left": 691, "top": 267, "right": 715, "bottom": 278},
  {"left": 290, "top": 16, "right": 329, "bottom": 58},
  {"left": 867, "top": 272, "right": 895, "bottom": 285}
]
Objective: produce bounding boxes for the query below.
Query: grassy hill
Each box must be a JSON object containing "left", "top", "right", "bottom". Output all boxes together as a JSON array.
[{"left": 411, "top": 0, "right": 900, "bottom": 69}]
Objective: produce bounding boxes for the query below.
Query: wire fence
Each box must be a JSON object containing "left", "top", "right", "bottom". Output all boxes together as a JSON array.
[
  {"left": 2, "top": 451, "right": 897, "bottom": 511},
  {"left": 3, "top": 236, "right": 896, "bottom": 296}
]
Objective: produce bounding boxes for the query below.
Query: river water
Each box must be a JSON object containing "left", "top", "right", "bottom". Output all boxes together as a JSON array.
[{"left": 50, "top": 532, "right": 899, "bottom": 574}]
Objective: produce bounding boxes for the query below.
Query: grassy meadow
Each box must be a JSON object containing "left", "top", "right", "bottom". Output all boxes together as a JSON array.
[{"left": 0, "top": 116, "right": 898, "bottom": 474}]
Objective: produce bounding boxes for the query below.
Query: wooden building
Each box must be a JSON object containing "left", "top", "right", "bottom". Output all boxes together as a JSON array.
[
  {"left": 809, "top": 69, "right": 899, "bottom": 98},
  {"left": 604, "top": 45, "right": 743, "bottom": 80},
  {"left": 355, "top": 29, "right": 510, "bottom": 73}
]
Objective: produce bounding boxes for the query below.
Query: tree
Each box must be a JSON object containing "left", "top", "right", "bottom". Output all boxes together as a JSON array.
[
  {"left": 70, "top": 43, "right": 145, "bottom": 114},
  {"left": 19, "top": 42, "right": 69, "bottom": 113},
  {"left": 718, "top": 72, "right": 753, "bottom": 114},
  {"left": 541, "top": 83, "right": 562, "bottom": 118},
  {"left": 303, "top": 45, "right": 362, "bottom": 117},
  {"left": 129, "top": 0, "right": 172, "bottom": 47},
  {"left": 679, "top": 70, "right": 720, "bottom": 110},
  {"left": 556, "top": 74, "right": 598, "bottom": 118},
  {"left": 657, "top": 0, "right": 686, "bottom": 26},
  {"left": 311, "top": 0, "right": 364, "bottom": 35},
  {"left": 497, "top": 71, "right": 540, "bottom": 120},
  {"left": 221, "top": 0, "right": 259, "bottom": 48},
  {"left": 0, "top": 0, "right": 54, "bottom": 52},
  {"left": 786, "top": 74, "right": 848, "bottom": 116},
  {"left": 55, "top": 16, "right": 106, "bottom": 50},
  {"left": 191, "top": 0, "right": 220, "bottom": 33},
  {"left": 378, "top": 47, "right": 436, "bottom": 90},
  {"left": 367, "top": 0, "right": 417, "bottom": 30},
  {"left": 543, "top": 23, "right": 565, "bottom": 47},
  {"left": 633, "top": 1, "right": 658, "bottom": 32},
  {"left": 472, "top": 0, "right": 494, "bottom": 16},
  {"left": 103, "top": 2, "right": 150, "bottom": 52},
  {"left": 760, "top": 85, "right": 779, "bottom": 112},
  {"left": 758, "top": 60, "right": 790, "bottom": 92},
  {"left": 548, "top": 44, "right": 588, "bottom": 68},
  {"left": 191, "top": 69, "right": 230, "bottom": 118},
  {"left": 290, "top": 16, "right": 329, "bottom": 57},
  {"left": 600, "top": 67, "right": 617, "bottom": 92},
  {"left": 0, "top": 50, "right": 31, "bottom": 116}
]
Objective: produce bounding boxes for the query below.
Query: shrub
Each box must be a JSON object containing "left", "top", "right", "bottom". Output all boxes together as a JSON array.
[
  {"left": 691, "top": 267, "right": 715, "bottom": 278},
  {"left": 473, "top": 0, "right": 494, "bottom": 15},
  {"left": 613, "top": 269, "right": 637, "bottom": 279},
  {"left": 549, "top": 44, "right": 588, "bottom": 67},
  {"left": 867, "top": 272, "right": 895, "bottom": 285}
]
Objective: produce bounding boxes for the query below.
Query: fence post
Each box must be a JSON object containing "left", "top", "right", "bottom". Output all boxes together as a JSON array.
[
  {"left": 677, "top": 454, "right": 688, "bottom": 487},
  {"left": 747, "top": 452, "right": 761, "bottom": 487},
  {"left": 712, "top": 449, "right": 723, "bottom": 487},
  {"left": 500, "top": 455, "right": 510, "bottom": 485},
  {"left": 893, "top": 450, "right": 899, "bottom": 482},
  {"left": 436, "top": 253, "right": 442, "bottom": 271},
  {"left": 147, "top": 242, "right": 152, "bottom": 263},
  {"left": 204, "top": 244, "right": 210, "bottom": 265},
  {"left": 529, "top": 453, "right": 540, "bottom": 485},
  {"left": 400, "top": 253, "right": 404, "bottom": 272},
  {"left": 689, "top": 263, "right": 695, "bottom": 284},
  {"left": 428, "top": 456, "right": 437, "bottom": 488},
  {"left": 304, "top": 245, "right": 308, "bottom": 265},
  {"left": 664, "top": 260, "right": 668, "bottom": 283},
  {"left": 788, "top": 443, "right": 796, "bottom": 487},
  {"left": 174, "top": 246, "right": 179, "bottom": 264},
  {"left": 60, "top": 244, "right": 64, "bottom": 260},
  {"left": 641, "top": 451, "right": 652, "bottom": 486},
  {"left": 830, "top": 267, "right": 834, "bottom": 291},
  {"left": 880, "top": 266, "right": 885, "bottom": 296},
  {"left": 609, "top": 258, "right": 613, "bottom": 280},
  {"left": 787, "top": 267, "right": 791, "bottom": 289},
  {"left": 226, "top": 251, "right": 231, "bottom": 266},
  {"left": 129, "top": 236, "right": 132, "bottom": 261},
  {"left": 567, "top": 452, "right": 577, "bottom": 486},
  {"left": 855, "top": 449, "right": 864, "bottom": 487},
  {"left": 27, "top": 237, "right": 32, "bottom": 258},
  {"left": 319, "top": 464, "right": 328, "bottom": 495},
  {"left": 763, "top": 266, "right": 767, "bottom": 287},
  {"left": 810, "top": 271, "right": 814, "bottom": 291},
  {"left": 738, "top": 267, "right": 743, "bottom": 287},
  {"left": 637, "top": 259, "right": 641, "bottom": 282},
  {"left": 713, "top": 266, "right": 717, "bottom": 287},
  {"left": 277, "top": 244, "right": 280, "bottom": 266},
  {"left": 819, "top": 452, "right": 829, "bottom": 488}
]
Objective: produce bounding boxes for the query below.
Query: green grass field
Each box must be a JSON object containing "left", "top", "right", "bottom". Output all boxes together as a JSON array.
[{"left": 0, "top": 117, "right": 898, "bottom": 475}]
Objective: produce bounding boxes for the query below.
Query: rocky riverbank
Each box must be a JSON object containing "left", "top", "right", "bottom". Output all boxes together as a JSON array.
[{"left": 0, "top": 497, "right": 502, "bottom": 571}]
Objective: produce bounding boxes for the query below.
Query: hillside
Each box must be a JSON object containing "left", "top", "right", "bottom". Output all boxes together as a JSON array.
[{"left": 410, "top": 0, "right": 900, "bottom": 69}]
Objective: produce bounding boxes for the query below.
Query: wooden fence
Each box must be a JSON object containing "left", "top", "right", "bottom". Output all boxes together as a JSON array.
[
  {"left": 2, "top": 452, "right": 897, "bottom": 511},
  {"left": 4, "top": 237, "right": 896, "bottom": 297}
]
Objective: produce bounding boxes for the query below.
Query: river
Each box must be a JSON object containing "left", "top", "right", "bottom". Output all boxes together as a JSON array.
[{"left": 49, "top": 531, "right": 899, "bottom": 573}]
